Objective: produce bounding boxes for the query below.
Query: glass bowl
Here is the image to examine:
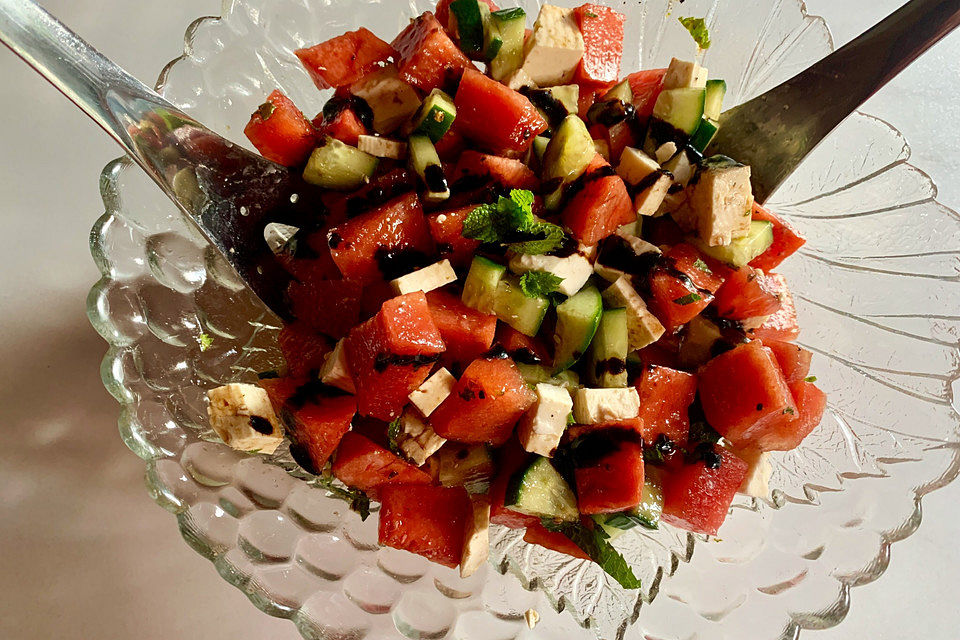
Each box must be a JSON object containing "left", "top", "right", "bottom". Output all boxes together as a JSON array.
[{"left": 86, "top": 0, "right": 960, "bottom": 638}]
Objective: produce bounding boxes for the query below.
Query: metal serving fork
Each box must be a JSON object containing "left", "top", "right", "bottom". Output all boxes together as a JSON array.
[{"left": 2, "top": 0, "right": 959, "bottom": 318}]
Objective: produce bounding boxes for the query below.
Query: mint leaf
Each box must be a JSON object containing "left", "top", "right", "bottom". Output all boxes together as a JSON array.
[
  {"left": 519, "top": 271, "right": 563, "bottom": 298},
  {"left": 693, "top": 258, "right": 712, "bottom": 273},
  {"left": 462, "top": 189, "right": 566, "bottom": 255},
  {"left": 566, "top": 412, "right": 576, "bottom": 426},
  {"left": 678, "top": 16, "right": 711, "bottom": 50},
  {"left": 198, "top": 333, "right": 213, "bottom": 351},
  {"left": 315, "top": 474, "right": 372, "bottom": 521},
  {"left": 387, "top": 417, "right": 403, "bottom": 453},
  {"left": 673, "top": 292, "right": 703, "bottom": 305},
  {"left": 256, "top": 101, "right": 276, "bottom": 121},
  {"left": 542, "top": 521, "right": 642, "bottom": 590},
  {"left": 804, "top": 375, "right": 818, "bottom": 383}
]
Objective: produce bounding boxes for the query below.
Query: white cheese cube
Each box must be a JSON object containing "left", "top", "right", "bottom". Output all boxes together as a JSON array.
[
  {"left": 460, "top": 496, "right": 491, "bottom": 578},
  {"left": 505, "top": 68, "right": 536, "bottom": 91},
  {"left": 672, "top": 163, "right": 753, "bottom": 246},
  {"left": 408, "top": 367, "right": 456, "bottom": 417},
  {"left": 357, "top": 134, "right": 407, "bottom": 160},
  {"left": 577, "top": 242, "right": 598, "bottom": 260},
  {"left": 517, "top": 383, "right": 574, "bottom": 457},
  {"left": 663, "top": 148, "right": 698, "bottom": 187},
  {"left": 634, "top": 174, "right": 673, "bottom": 217},
  {"left": 735, "top": 449, "right": 772, "bottom": 498},
  {"left": 655, "top": 141, "right": 678, "bottom": 165},
  {"left": 395, "top": 410, "right": 446, "bottom": 466},
  {"left": 321, "top": 339, "right": 355, "bottom": 394},
  {"left": 390, "top": 259, "right": 457, "bottom": 295},
  {"left": 595, "top": 232, "right": 660, "bottom": 282},
  {"left": 521, "top": 5, "right": 584, "bottom": 86},
  {"left": 351, "top": 65, "right": 421, "bottom": 134},
  {"left": 206, "top": 383, "right": 284, "bottom": 454},
  {"left": 593, "top": 138, "right": 611, "bottom": 162},
  {"left": 617, "top": 147, "right": 660, "bottom": 185},
  {"left": 508, "top": 252, "right": 593, "bottom": 297},
  {"left": 663, "top": 57, "right": 708, "bottom": 90},
  {"left": 602, "top": 277, "right": 666, "bottom": 350},
  {"left": 572, "top": 387, "right": 641, "bottom": 424}
]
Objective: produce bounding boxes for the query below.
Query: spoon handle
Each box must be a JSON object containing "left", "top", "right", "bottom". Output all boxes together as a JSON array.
[{"left": 709, "top": 0, "right": 960, "bottom": 203}]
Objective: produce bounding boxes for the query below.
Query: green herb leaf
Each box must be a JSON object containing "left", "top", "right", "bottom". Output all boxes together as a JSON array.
[
  {"left": 519, "top": 271, "right": 564, "bottom": 299},
  {"left": 314, "top": 474, "right": 372, "bottom": 521},
  {"left": 584, "top": 10, "right": 598, "bottom": 18},
  {"left": 678, "top": 16, "right": 711, "bottom": 50},
  {"left": 540, "top": 521, "right": 642, "bottom": 589},
  {"left": 693, "top": 258, "right": 712, "bottom": 273},
  {"left": 804, "top": 375, "right": 818, "bottom": 383},
  {"left": 198, "top": 333, "right": 213, "bottom": 351},
  {"left": 566, "top": 412, "right": 576, "bottom": 427},
  {"left": 462, "top": 189, "right": 566, "bottom": 255},
  {"left": 246, "top": 448, "right": 262, "bottom": 454},
  {"left": 256, "top": 101, "right": 276, "bottom": 121},
  {"left": 783, "top": 407, "right": 795, "bottom": 415},
  {"left": 387, "top": 417, "right": 403, "bottom": 453},
  {"left": 673, "top": 292, "right": 703, "bottom": 305}
]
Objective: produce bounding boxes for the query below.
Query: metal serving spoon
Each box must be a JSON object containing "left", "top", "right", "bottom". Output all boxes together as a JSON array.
[{"left": 1, "top": 0, "right": 958, "bottom": 318}]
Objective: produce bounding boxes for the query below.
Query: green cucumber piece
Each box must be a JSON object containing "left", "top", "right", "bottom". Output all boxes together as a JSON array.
[
  {"left": 588, "top": 308, "right": 629, "bottom": 388},
  {"left": 602, "top": 79, "right": 634, "bottom": 105},
  {"left": 595, "top": 472, "right": 664, "bottom": 537},
  {"left": 450, "top": 0, "right": 484, "bottom": 54},
  {"left": 493, "top": 275, "right": 550, "bottom": 336},
  {"left": 489, "top": 7, "right": 527, "bottom": 81},
  {"left": 303, "top": 137, "right": 379, "bottom": 190},
  {"left": 548, "top": 85, "right": 580, "bottom": 115},
  {"left": 411, "top": 89, "right": 456, "bottom": 143},
  {"left": 462, "top": 256, "right": 506, "bottom": 314},
  {"left": 553, "top": 285, "right": 603, "bottom": 374},
  {"left": 532, "top": 136, "right": 551, "bottom": 161},
  {"left": 690, "top": 220, "right": 774, "bottom": 267},
  {"left": 516, "top": 364, "right": 580, "bottom": 390},
  {"left": 543, "top": 115, "right": 596, "bottom": 210},
  {"left": 408, "top": 134, "right": 450, "bottom": 202},
  {"left": 504, "top": 457, "right": 579, "bottom": 521},
  {"left": 703, "top": 79, "right": 727, "bottom": 121},
  {"left": 689, "top": 118, "right": 719, "bottom": 152},
  {"left": 652, "top": 87, "right": 706, "bottom": 135},
  {"left": 479, "top": 3, "right": 503, "bottom": 59}
]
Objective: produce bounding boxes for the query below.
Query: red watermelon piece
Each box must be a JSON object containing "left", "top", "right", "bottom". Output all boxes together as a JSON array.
[
  {"left": 574, "top": 428, "right": 645, "bottom": 515},
  {"left": 739, "top": 379, "right": 825, "bottom": 451},
  {"left": 425, "top": 289, "right": 497, "bottom": 365},
  {"left": 296, "top": 28, "right": 394, "bottom": 90},
  {"left": 496, "top": 323, "right": 551, "bottom": 364},
  {"left": 712, "top": 266, "right": 782, "bottom": 320},
  {"left": 763, "top": 339, "right": 813, "bottom": 384},
  {"left": 426, "top": 205, "right": 483, "bottom": 268},
  {"left": 574, "top": 5, "right": 625, "bottom": 85},
  {"left": 647, "top": 243, "right": 725, "bottom": 332},
  {"left": 312, "top": 106, "right": 369, "bottom": 147},
  {"left": 523, "top": 522, "right": 590, "bottom": 560},
  {"left": 430, "top": 357, "right": 536, "bottom": 445},
  {"left": 454, "top": 68, "right": 548, "bottom": 156},
  {"left": 748, "top": 274, "right": 800, "bottom": 342},
  {"left": 561, "top": 155, "right": 635, "bottom": 245},
  {"left": 392, "top": 12, "right": 475, "bottom": 92},
  {"left": 749, "top": 203, "right": 806, "bottom": 271},
  {"left": 661, "top": 447, "right": 748, "bottom": 535},
  {"left": 332, "top": 432, "right": 433, "bottom": 498},
  {"left": 626, "top": 68, "right": 667, "bottom": 122},
  {"left": 243, "top": 90, "right": 317, "bottom": 167},
  {"left": 378, "top": 483, "right": 471, "bottom": 568},
  {"left": 451, "top": 150, "right": 540, "bottom": 190},
  {"left": 636, "top": 365, "right": 698, "bottom": 446},
  {"left": 278, "top": 322, "right": 332, "bottom": 377}
]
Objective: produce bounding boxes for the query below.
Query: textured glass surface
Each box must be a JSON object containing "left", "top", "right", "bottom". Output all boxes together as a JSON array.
[{"left": 86, "top": 1, "right": 960, "bottom": 638}]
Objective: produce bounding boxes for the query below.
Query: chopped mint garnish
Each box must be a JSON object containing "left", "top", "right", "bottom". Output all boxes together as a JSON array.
[
  {"left": 246, "top": 449, "right": 262, "bottom": 454},
  {"left": 804, "top": 375, "right": 818, "bottom": 383},
  {"left": 693, "top": 258, "right": 712, "bottom": 273},
  {"left": 386, "top": 417, "right": 403, "bottom": 453},
  {"left": 463, "top": 189, "right": 566, "bottom": 255},
  {"left": 519, "top": 271, "right": 564, "bottom": 299},
  {"left": 783, "top": 407, "right": 796, "bottom": 415},
  {"left": 198, "top": 333, "right": 213, "bottom": 351},
  {"left": 257, "top": 101, "right": 276, "bottom": 121},
  {"left": 541, "top": 520, "right": 642, "bottom": 589},
  {"left": 679, "top": 16, "right": 711, "bottom": 50},
  {"left": 584, "top": 10, "right": 598, "bottom": 18},
  {"left": 315, "top": 474, "right": 372, "bottom": 521},
  {"left": 566, "top": 412, "right": 576, "bottom": 426},
  {"left": 673, "top": 292, "right": 703, "bottom": 305}
]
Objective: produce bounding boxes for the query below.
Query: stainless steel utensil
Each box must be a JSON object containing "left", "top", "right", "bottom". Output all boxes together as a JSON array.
[{"left": 709, "top": 0, "right": 960, "bottom": 203}]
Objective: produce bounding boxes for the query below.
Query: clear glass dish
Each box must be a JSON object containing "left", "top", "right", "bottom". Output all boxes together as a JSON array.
[{"left": 86, "top": 0, "right": 960, "bottom": 638}]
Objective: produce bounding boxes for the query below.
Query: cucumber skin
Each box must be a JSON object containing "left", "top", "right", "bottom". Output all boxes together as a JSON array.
[
  {"left": 462, "top": 256, "right": 506, "bottom": 314},
  {"left": 503, "top": 457, "right": 579, "bottom": 521},
  {"left": 553, "top": 286, "right": 603, "bottom": 375}
]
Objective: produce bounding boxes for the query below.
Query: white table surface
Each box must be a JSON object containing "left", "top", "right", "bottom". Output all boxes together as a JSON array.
[{"left": 0, "top": 1, "right": 957, "bottom": 638}]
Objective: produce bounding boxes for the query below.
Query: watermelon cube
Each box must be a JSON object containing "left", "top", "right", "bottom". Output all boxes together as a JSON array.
[
  {"left": 636, "top": 365, "right": 698, "bottom": 446},
  {"left": 523, "top": 522, "right": 590, "bottom": 560},
  {"left": 626, "top": 68, "right": 667, "bottom": 121},
  {"left": 378, "top": 483, "right": 471, "bottom": 568},
  {"left": 451, "top": 151, "right": 540, "bottom": 191},
  {"left": 296, "top": 28, "right": 395, "bottom": 90},
  {"left": 748, "top": 274, "right": 800, "bottom": 342},
  {"left": 697, "top": 341, "right": 795, "bottom": 450},
  {"left": 392, "top": 12, "right": 475, "bottom": 92},
  {"left": 561, "top": 155, "right": 635, "bottom": 245},
  {"left": 345, "top": 292, "right": 446, "bottom": 420},
  {"left": 243, "top": 90, "right": 317, "bottom": 167},
  {"left": 454, "top": 69, "right": 548, "bottom": 157},
  {"left": 328, "top": 192, "right": 435, "bottom": 282},
  {"left": 574, "top": 428, "right": 645, "bottom": 515},
  {"left": 277, "top": 322, "right": 331, "bottom": 377},
  {"left": 712, "top": 266, "right": 782, "bottom": 320},
  {"left": 661, "top": 447, "right": 748, "bottom": 535},
  {"left": 425, "top": 289, "right": 497, "bottom": 365},
  {"left": 495, "top": 323, "right": 551, "bottom": 364},
  {"left": 763, "top": 339, "right": 813, "bottom": 384},
  {"left": 430, "top": 357, "right": 537, "bottom": 445},
  {"left": 749, "top": 203, "right": 806, "bottom": 271},
  {"left": 427, "top": 205, "right": 482, "bottom": 268},
  {"left": 574, "top": 5, "right": 626, "bottom": 85},
  {"left": 312, "top": 106, "right": 370, "bottom": 146},
  {"left": 332, "top": 432, "right": 433, "bottom": 499},
  {"left": 647, "top": 243, "right": 725, "bottom": 332}
]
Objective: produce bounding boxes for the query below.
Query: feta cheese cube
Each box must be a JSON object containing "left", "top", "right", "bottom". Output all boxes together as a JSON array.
[
  {"left": 206, "top": 383, "right": 284, "bottom": 454},
  {"left": 655, "top": 141, "right": 678, "bottom": 164},
  {"left": 505, "top": 68, "right": 536, "bottom": 91},
  {"left": 617, "top": 147, "right": 673, "bottom": 217},
  {"left": 408, "top": 367, "right": 456, "bottom": 417},
  {"left": 662, "top": 148, "right": 699, "bottom": 187},
  {"left": 663, "top": 57, "right": 708, "bottom": 90},
  {"left": 517, "top": 383, "right": 574, "bottom": 457},
  {"left": 672, "top": 162, "right": 753, "bottom": 246},
  {"left": 394, "top": 410, "right": 446, "bottom": 466},
  {"left": 351, "top": 66, "right": 421, "bottom": 134},
  {"left": 735, "top": 449, "right": 772, "bottom": 498},
  {"left": 321, "top": 339, "right": 355, "bottom": 394},
  {"left": 357, "top": 134, "right": 408, "bottom": 160},
  {"left": 460, "top": 495, "right": 491, "bottom": 578},
  {"left": 508, "top": 252, "right": 593, "bottom": 297},
  {"left": 594, "top": 233, "right": 660, "bottom": 282},
  {"left": 521, "top": 5, "right": 584, "bottom": 86},
  {"left": 572, "top": 387, "right": 641, "bottom": 424},
  {"left": 617, "top": 147, "right": 660, "bottom": 185},
  {"left": 634, "top": 174, "right": 673, "bottom": 217},
  {"left": 390, "top": 259, "right": 457, "bottom": 295},
  {"left": 601, "top": 277, "right": 666, "bottom": 350}
]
